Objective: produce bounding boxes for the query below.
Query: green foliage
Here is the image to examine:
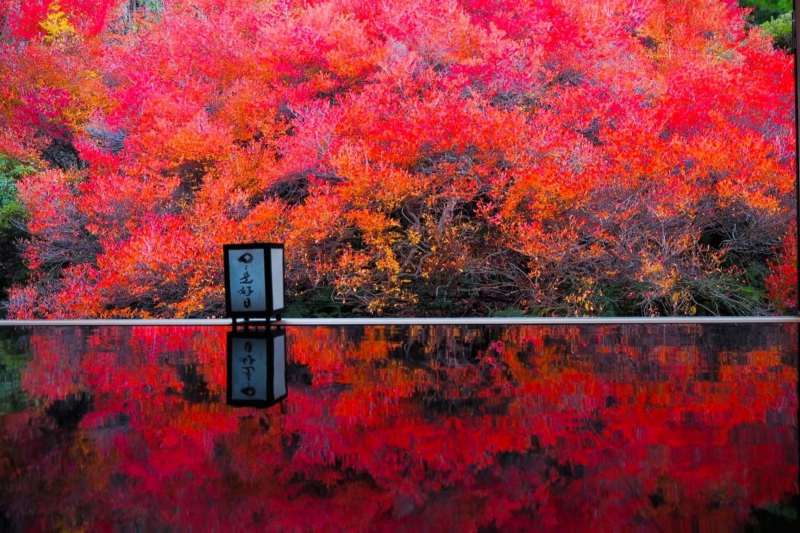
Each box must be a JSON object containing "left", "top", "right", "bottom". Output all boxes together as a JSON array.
[
  {"left": 760, "top": 12, "right": 794, "bottom": 52},
  {"left": 685, "top": 273, "right": 767, "bottom": 316},
  {"left": 0, "top": 155, "right": 32, "bottom": 231},
  {"left": 141, "top": 0, "right": 164, "bottom": 12},
  {"left": 488, "top": 307, "right": 525, "bottom": 318},
  {"left": 0, "top": 156, "right": 32, "bottom": 207},
  {"left": 739, "top": 0, "right": 793, "bottom": 25},
  {"left": 0, "top": 155, "right": 33, "bottom": 315},
  {"left": 283, "top": 287, "right": 351, "bottom": 318}
]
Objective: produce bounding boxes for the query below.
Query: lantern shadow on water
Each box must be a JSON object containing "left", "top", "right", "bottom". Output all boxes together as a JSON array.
[{"left": 226, "top": 327, "right": 287, "bottom": 408}]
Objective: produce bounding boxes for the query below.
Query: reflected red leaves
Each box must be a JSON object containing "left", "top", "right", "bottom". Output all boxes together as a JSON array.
[{"left": 0, "top": 324, "right": 797, "bottom": 531}]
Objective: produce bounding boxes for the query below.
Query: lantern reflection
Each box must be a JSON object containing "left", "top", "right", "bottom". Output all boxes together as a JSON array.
[{"left": 226, "top": 327, "right": 287, "bottom": 408}]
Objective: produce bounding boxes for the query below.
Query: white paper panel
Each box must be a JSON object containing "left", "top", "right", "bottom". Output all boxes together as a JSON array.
[
  {"left": 228, "top": 248, "right": 267, "bottom": 313},
  {"left": 271, "top": 247, "right": 284, "bottom": 310}
]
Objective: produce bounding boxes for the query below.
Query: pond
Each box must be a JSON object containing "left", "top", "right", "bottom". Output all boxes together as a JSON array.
[{"left": 0, "top": 323, "right": 797, "bottom": 532}]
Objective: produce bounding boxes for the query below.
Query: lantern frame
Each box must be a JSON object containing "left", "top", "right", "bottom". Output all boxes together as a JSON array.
[{"left": 223, "top": 243, "right": 285, "bottom": 319}]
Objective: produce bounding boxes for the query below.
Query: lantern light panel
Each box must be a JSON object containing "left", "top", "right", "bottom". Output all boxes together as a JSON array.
[{"left": 223, "top": 243, "right": 285, "bottom": 319}]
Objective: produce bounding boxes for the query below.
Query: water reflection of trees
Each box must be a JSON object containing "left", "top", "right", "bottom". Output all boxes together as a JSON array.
[{"left": 0, "top": 324, "right": 796, "bottom": 531}]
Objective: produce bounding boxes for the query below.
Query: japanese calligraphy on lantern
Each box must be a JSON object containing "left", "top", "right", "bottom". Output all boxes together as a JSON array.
[
  {"left": 223, "top": 243, "right": 285, "bottom": 319},
  {"left": 230, "top": 335, "right": 268, "bottom": 401},
  {"left": 227, "top": 247, "right": 268, "bottom": 313}
]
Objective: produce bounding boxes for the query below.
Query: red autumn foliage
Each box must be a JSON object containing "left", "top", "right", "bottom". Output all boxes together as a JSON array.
[
  {"left": 766, "top": 223, "right": 798, "bottom": 313},
  {"left": 0, "top": 0, "right": 796, "bottom": 317}
]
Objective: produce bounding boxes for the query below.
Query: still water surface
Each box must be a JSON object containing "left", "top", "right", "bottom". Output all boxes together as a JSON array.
[{"left": 0, "top": 324, "right": 797, "bottom": 531}]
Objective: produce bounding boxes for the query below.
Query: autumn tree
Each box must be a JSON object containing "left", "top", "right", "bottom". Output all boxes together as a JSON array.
[{"left": 1, "top": 0, "right": 796, "bottom": 318}]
